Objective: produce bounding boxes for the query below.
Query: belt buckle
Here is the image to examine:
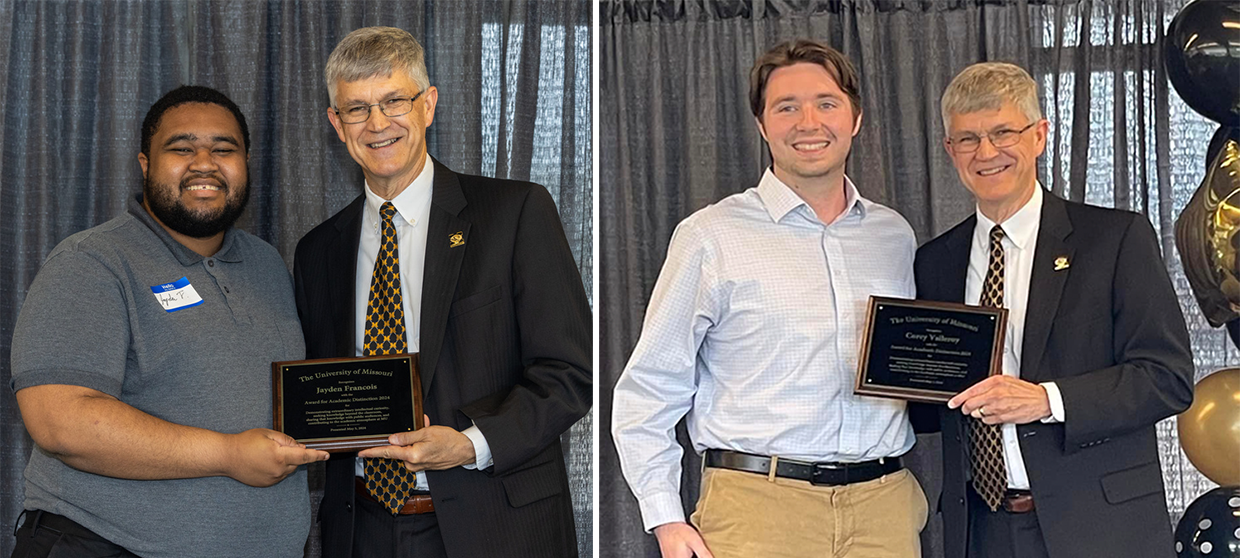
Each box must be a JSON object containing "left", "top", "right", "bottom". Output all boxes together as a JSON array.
[
  {"left": 809, "top": 462, "right": 846, "bottom": 486},
  {"left": 1001, "top": 491, "right": 1035, "bottom": 514}
]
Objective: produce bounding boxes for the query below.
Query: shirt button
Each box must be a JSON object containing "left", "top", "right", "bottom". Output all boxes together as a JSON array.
[{"left": 207, "top": 260, "right": 214, "bottom": 267}]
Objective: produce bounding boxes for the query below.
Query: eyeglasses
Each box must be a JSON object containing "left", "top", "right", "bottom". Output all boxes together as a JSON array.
[
  {"left": 333, "top": 90, "right": 426, "bottom": 124},
  {"left": 947, "top": 121, "right": 1038, "bottom": 153}
]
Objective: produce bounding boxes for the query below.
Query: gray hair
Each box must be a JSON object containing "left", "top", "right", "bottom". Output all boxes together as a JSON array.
[
  {"left": 324, "top": 27, "right": 430, "bottom": 106},
  {"left": 940, "top": 62, "right": 1042, "bottom": 132}
]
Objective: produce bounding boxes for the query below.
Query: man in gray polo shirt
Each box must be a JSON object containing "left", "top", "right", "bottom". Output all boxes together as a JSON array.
[{"left": 9, "top": 85, "right": 328, "bottom": 558}]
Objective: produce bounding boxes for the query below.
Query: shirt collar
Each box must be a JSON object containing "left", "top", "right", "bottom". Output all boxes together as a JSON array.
[
  {"left": 127, "top": 194, "right": 241, "bottom": 265},
  {"left": 363, "top": 160, "right": 435, "bottom": 231},
  {"left": 756, "top": 168, "right": 868, "bottom": 224},
  {"left": 974, "top": 182, "right": 1043, "bottom": 251}
]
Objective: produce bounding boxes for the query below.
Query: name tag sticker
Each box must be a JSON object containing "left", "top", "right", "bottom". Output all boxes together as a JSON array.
[{"left": 150, "top": 277, "right": 204, "bottom": 312}]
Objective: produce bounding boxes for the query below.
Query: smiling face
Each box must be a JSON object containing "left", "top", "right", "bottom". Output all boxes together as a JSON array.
[
  {"left": 756, "top": 62, "right": 862, "bottom": 190},
  {"left": 944, "top": 102, "right": 1047, "bottom": 221},
  {"left": 138, "top": 102, "right": 250, "bottom": 238},
  {"left": 327, "top": 70, "right": 437, "bottom": 198}
]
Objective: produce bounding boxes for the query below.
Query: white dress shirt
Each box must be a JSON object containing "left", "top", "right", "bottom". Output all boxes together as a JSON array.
[
  {"left": 612, "top": 169, "right": 917, "bottom": 531},
  {"left": 964, "top": 185, "right": 1065, "bottom": 490},
  {"left": 353, "top": 162, "right": 493, "bottom": 486}
]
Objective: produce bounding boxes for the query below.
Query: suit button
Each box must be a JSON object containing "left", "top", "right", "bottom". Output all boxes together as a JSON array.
[
  {"left": 959, "top": 498, "right": 965, "bottom": 506},
  {"left": 955, "top": 435, "right": 961, "bottom": 442},
  {"left": 345, "top": 503, "right": 352, "bottom": 511}
]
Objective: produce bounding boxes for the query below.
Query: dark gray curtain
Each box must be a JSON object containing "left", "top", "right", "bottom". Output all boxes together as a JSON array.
[
  {"left": 600, "top": 0, "right": 1221, "bottom": 556},
  {"left": 0, "top": 1, "right": 593, "bottom": 557}
]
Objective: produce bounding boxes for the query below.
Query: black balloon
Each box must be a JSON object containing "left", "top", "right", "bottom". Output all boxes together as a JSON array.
[
  {"left": 1174, "top": 486, "right": 1240, "bottom": 557},
  {"left": 1166, "top": 0, "right": 1240, "bottom": 127}
]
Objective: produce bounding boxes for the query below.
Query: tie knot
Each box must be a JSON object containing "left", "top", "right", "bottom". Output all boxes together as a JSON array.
[
  {"left": 989, "top": 225, "right": 1006, "bottom": 244},
  {"left": 380, "top": 201, "right": 397, "bottom": 224}
]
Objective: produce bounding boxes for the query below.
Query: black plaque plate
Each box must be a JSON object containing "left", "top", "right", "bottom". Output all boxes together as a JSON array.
[
  {"left": 272, "top": 354, "right": 424, "bottom": 452},
  {"left": 855, "top": 297, "right": 1006, "bottom": 403}
]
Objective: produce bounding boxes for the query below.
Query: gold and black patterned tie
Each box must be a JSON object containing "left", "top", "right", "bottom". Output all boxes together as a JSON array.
[
  {"left": 971, "top": 224, "right": 1009, "bottom": 512},
  {"left": 362, "top": 202, "right": 418, "bottom": 514}
]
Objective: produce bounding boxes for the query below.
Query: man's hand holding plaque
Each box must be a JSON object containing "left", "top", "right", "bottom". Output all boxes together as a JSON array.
[
  {"left": 947, "top": 376, "right": 1053, "bottom": 424},
  {"left": 855, "top": 296, "right": 1007, "bottom": 403},
  {"left": 357, "top": 414, "right": 479, "bottom": 471}
]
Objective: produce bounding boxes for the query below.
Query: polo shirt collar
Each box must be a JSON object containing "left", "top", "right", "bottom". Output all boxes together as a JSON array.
[{"left": 128, "top": 194, "right": 242, "bottom": 265}]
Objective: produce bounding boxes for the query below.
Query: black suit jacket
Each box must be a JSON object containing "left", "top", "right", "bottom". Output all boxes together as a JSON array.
[
  {"left": 293, "top": 159, "right": 592, "bottom": 558},
  {"left": 910, "top": 193, "right": 1193, "bottom": 558}
]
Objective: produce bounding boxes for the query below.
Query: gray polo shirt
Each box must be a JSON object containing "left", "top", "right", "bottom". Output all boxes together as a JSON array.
[{"left": 11, "top": 195, "right": 309, "bottom": 558}]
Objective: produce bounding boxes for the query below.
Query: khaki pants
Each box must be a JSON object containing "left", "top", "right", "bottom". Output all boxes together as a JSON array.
[{"left": 689, "top": 466, "right": 928, "bottom": 558}]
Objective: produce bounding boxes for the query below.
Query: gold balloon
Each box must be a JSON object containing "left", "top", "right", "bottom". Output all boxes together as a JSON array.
[
  {"left": 1175, "top": 138, "right": 1240, "bottom": 327},
  {"left": 1178, "top": 368, "right": 1240, "bottom": 486}
]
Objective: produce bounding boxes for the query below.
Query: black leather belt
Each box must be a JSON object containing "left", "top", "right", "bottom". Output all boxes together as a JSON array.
[
  {"left": 704, "top": 449, "right": 903, "bottom": 486},
  {"left": 17, "top": 510, "right": 86, "bottom": 537}
]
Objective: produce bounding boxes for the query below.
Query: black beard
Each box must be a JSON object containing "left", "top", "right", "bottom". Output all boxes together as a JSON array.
[{"left": 143, "top": 173, "right": 250, "bottom": 238}]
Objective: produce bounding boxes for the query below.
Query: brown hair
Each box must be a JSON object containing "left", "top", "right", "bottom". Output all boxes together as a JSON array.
[{"left": 749, "top": 39, "right": 862, "bottom": 121}]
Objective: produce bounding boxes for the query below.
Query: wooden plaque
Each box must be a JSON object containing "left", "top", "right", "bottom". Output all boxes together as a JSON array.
[
  {"left": 855, "top": 297, "right": 1006, "bottom": 403},
  {"left": 272, "top": 353, "right": 424, "bottom": 452}
]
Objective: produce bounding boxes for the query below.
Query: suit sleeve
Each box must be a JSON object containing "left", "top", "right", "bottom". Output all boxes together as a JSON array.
[
  {"left": 292, "top": 241, "right": 310, "bottom": 342},
  {"left": 1228, "top": 319, "right": 1240, "bottom": 348},
  {"left": 458, "top": 185, "right": 592, "bottom": 475},
  {"left": 1053, "top": 214, "right": 1195, "bottom": 451}
]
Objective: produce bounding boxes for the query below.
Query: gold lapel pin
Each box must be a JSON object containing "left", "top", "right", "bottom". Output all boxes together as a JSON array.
[
  {"left": 1054, "top": 256, "right": 1070, "bottom": 271},
  {"left": 449, "top": 231, "right": 465, "bottom": 248}
]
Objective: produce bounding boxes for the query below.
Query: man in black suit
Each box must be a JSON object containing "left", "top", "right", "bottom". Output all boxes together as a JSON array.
[
  {"left": 293, "top": 27, "right": 591, "bottom": 558},
  {"left": 910, "top": 62, "right": 1194, "bottom": 558}
]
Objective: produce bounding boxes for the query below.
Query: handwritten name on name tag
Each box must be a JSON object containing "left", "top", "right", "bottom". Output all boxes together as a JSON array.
[{"left": 150, "top": 277, "right": 204, "bottom": 312}]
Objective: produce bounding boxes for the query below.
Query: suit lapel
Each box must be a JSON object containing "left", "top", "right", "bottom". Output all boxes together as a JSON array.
[
  {"left": 941, "top": 219, "right": 973, "bottom": 303},
  {"left": 933, "top": 218, "right": 976, "bottom": 466},
  {"left": 1020, "top": 193, "right": 1074, "bottom": 382},
  {"left": 418, "top": 159, "right": 470, "bottom": 398},
  {"left": 329, "top": 195, "right": 365, "bottom": 357}
]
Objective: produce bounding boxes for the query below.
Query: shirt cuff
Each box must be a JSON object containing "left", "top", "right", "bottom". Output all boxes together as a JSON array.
[
  {"left": 460, "top": 423, "right": 493, "bottom": 470},
  {"left": 638, "top": 491, "right": 687, "bottom": 533},
  {"left": 1040, "top": 381, "right": 1065, "bottom": 423}
]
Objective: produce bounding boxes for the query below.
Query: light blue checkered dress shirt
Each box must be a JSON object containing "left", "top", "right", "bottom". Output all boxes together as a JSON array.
[{"left": 612, "top": 169, "right": 918, "bottom": 531}]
